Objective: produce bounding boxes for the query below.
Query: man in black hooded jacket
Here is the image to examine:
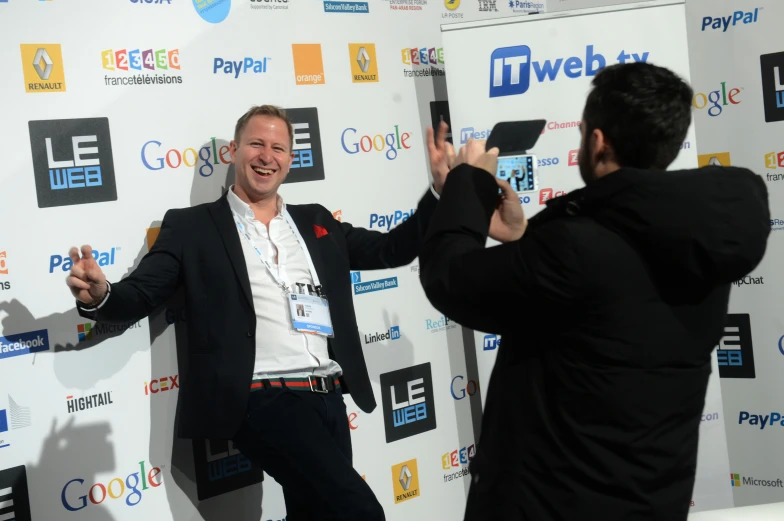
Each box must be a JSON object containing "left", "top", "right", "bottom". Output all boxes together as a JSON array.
[{"left": 419, "top": 62, "right": 771, "bottom": 521}]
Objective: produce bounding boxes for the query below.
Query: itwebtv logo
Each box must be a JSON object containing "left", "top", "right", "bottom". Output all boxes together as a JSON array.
[{"left": 489, "top": 44, "right": 649, "bottom": 98}]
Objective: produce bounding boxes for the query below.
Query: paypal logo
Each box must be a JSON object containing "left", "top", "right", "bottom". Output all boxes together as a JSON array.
[
  {"left": 460, "top": 127, "right": 492, "bottom": 144},
  {"left": 369, "top": 209, "right": 415, "bottom": 231},
  {"left": 489, "top": 44, "right": 649, "bottom": 98},
  {"left": 50, "top": 247, "right": 119, "bottom": 273},
  {"left": 701, "top": 8, "right": 760, "bottom": 32}
]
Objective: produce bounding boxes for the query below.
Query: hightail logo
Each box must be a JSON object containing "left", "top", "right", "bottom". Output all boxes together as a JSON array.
[{"left": 66, "top": 392, "right": 114, "bottom": 414}]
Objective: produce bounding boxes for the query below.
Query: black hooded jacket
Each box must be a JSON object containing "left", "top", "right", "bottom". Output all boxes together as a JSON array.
[{"left": 419, "top": 164, "right": 770, "bottom": 521}]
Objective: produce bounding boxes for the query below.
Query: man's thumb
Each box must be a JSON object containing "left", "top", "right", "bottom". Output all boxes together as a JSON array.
[{"left": 486, "top": 147, "right": 500, "bottom": 158}]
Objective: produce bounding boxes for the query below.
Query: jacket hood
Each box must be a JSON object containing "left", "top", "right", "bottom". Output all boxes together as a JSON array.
[{"left": 552, "top": 166, "right": 771, "bottom": 291}]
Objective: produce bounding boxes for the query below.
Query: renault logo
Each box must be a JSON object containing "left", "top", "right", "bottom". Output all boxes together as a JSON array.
[
  {"left": 356, "top": 46, "right": 370, "bottom": 74},
  {"left": 32, "top": 48, "right": 53, "bottom": 80}
]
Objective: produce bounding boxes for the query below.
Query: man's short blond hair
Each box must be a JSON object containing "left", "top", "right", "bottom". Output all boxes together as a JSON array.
[{"left": 234, "top": 105, "right": 294, "bottom": 151}]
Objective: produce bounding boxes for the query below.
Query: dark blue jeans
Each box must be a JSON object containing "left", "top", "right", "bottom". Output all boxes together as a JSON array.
[{"left": 233, "top": 386, "right": 385, "bottom": 521}]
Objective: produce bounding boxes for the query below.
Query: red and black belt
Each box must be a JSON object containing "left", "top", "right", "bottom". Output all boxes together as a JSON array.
[{"left": 250, "top": 375, "right": 341, "bottom": 394}]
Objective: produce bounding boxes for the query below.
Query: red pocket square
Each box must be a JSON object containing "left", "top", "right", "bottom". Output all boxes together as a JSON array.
[{"left": 313, "top": 224, "right": 329, "bottom": 238}]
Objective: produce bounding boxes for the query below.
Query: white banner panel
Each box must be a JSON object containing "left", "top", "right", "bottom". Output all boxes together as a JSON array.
[{"left": 441, "top": 0, "right": 732, "bottom": 514}]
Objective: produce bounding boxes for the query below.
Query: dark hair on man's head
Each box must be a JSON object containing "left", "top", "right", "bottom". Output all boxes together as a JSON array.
[
  {"left": 234, "top": 104, "right": 294, "bottom": 150},
  {"left": 582, "top": 62, "right": 693, "bottom": 170}
]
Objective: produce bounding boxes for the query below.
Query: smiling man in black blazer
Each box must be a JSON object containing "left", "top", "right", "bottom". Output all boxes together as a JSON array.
[{"left": 65, "top": 105, "right": 455, "bottom": 521}]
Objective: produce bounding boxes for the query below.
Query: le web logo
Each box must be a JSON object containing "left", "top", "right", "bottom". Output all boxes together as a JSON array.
[
  {"left": 489, "top": 44, "right": 649, "bottom": 98},
  {"left": 716, "top": 314, "right": 755, "bottom": 379},
  {"left": 283, "top": 107, "right": 326, "bottom": 184},
  {"left": 0, "top": 465, "right": 32, "bottom": 521},
  {"left": 380, "top": 362, "right": 437, "bottom": 443},
  {"left": 28, "top": 117, "right": 118, "bottom": 209},
  {"left": 760, "top": 50, "right": 784, "bottom": 123}
]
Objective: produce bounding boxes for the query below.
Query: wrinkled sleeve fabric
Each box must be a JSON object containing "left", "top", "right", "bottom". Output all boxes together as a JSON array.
[{"left": 419, "top": 165, "right": 583, "bottom": 334}]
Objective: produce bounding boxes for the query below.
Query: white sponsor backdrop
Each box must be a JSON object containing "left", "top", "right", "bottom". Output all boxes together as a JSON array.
[
  {"left": 441, "top": 0, "right": 734, "bottom": 515},
  {"left": 0, "top": 0, "right": 780, "bottom": 519}
]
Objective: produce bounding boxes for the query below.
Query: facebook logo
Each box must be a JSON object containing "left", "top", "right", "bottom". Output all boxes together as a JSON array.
[
  {"left": 391, "top": 326, "right": 401, "bottom": 340},
  {"left": 351, "top": 272, "right": 361, "bottom": 283},
  {"left": 489, "top": 45, "right": 531, "bottom": 98},
  {"left": 483, "top": 334, "right": 501, "bottom": 350}
]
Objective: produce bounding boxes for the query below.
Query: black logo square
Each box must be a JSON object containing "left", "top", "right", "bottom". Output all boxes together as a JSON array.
[
  {"left": 28, "top": 117, "right": 117, "bottom": 208},
  {"left": 429, "top": 100, "right": 452, "bottom": 144},
  {"left": 760, "top": 51, "right": 784, "bottom": 123},
  {"left": 380, "top": 362, "right": 437, "bottom": 443},
  {"left": 284, "top": 107, "right": 325, "bottom": 184},
  {"left": 192, "top": 439, "right": 264, "bottom": 501},
  {"left": 717, "top": 313, "right": 756, "bottom": 379},
  {"left": 0, "top": 465, "right": 32, "bottom": 521}
]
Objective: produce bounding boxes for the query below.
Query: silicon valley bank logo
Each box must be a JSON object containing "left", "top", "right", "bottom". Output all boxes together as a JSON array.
[
  {"left": 701, "top": 8, "right": 760, "bottom": 32},
  {"left": 380, "top": 363, "right": 437, "bottom": 443},
  {"left": 29, "top": 118, "right": 118, "bottom": 208},
  {"left": 0, "top": 329, "right": 50, "bottom": 361},
  {"left": 369, "top": 208, "right": 415, "bottom": 230},
  {"left": 489, "top": 44, "right": 649, "bottom": 98},
  {"left": 731, "top": 473, "right": 783, "bottom": 488},
  {"left": 365, "top": 326, "right": 401, "bottom": 344},
  {"left": 62, "top": 460, "right": 163, "bottom": 511},
  {"left": 50, "top": 247, "right": 119, "bottom": 273},
  {"left": 323, "top": 0, "right": 369, "bottom": 13},
  {"left": 0, "top": 466, "right": 32, "bottom": 521},
  {"left": 351, "top": 271, "right": 399, "bottom": 295}
]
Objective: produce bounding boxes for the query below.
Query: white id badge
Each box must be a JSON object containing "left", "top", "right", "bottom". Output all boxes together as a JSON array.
[{"left": 288, "top": 293, "right": 334, "bottom": 337}]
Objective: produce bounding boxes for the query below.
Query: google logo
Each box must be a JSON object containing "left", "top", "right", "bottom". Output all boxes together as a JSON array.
[
  {"left": 340, "top": 125, "right": 411, "bottom": 161},
  {"left": 141, "top": 138, "right": 231, "bottom": 177},
  {"left": 61, "top": 461, "right": 162, "bottom": 511}
]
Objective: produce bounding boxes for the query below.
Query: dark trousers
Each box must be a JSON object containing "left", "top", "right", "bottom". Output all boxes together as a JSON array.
[{"left": 233, "top": 386, "right": 385, "bottom": 521}]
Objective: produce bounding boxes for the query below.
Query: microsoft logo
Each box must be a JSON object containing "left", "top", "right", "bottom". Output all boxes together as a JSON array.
[
  {"left": 77, "top": 323, "right": 92, "bottom": 341},
  {"left": 731, "top": 473, "right": 741, "bottom": 487},
  {"left": 730, "top": 473, "right": 784, "bottom": 488}
]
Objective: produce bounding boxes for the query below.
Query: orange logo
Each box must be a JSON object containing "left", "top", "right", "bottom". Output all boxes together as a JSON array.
[
  {"left": 333, "top": 209, "right": 343, "bottom": 222},
  {"left": 0, "top": 251, "right": 7, "bottom": 275},
  {"left": 292, "top": 44, "right": 325, "bottom": 85},
  {"left": 146, "top": 227, "right": 161, "bottom": 249}
]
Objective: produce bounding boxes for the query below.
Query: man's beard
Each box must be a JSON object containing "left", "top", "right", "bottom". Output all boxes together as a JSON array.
[{"left": 578, "top": 136, "right": 598, "bottom": 185}]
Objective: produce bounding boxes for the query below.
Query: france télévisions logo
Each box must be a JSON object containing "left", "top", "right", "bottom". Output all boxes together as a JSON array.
[
  {"left": 760, "top": 51, "right": 784, "bottom": 123},
  {"left": 489, "top": 44, "right": 649, "bottom": 98},
  {"left": 283, "top": 107, "right": 325, "bottom": 184},
  {"left": 28, "top": 118, "right": 117, "bottom": 208},
  {"left": 380, "top": 362, "right": 437, "bottom": 443},
  {"left": 0, "top": 465, "right": 32, "bottom": 521},
  {"left": 101, "top": 47, "right": 183, "bottom": 86},
  {"left": 716, "top": 314, "right": 755, "bottom": 379}
]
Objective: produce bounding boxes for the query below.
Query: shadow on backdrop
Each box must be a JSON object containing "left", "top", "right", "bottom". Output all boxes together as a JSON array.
[
  {"left": 27, "top": 418, "right": 117, "bottom": 521},
  {"left": 147, "top": 139, "right": 264, "bottom": 521}
]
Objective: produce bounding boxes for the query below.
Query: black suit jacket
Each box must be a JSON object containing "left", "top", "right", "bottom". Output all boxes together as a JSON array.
[{"left": 78, "top": 189, "right": 438, "bottom": 439}]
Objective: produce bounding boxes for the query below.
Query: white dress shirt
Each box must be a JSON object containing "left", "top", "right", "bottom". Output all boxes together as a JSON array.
[{"left": 227, "top": 186, "right": 342, "bottom": 379}]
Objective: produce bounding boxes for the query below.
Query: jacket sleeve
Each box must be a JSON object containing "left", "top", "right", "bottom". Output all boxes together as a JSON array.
[
  {"left": 339, "top": 187, "right": 438, "bottom": 271},
  {"left": 77, "top": 209, "right": 183, "bottom": 325},
  {"left": 419, "top": 165, "right": 583, "bottom": 334}
]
